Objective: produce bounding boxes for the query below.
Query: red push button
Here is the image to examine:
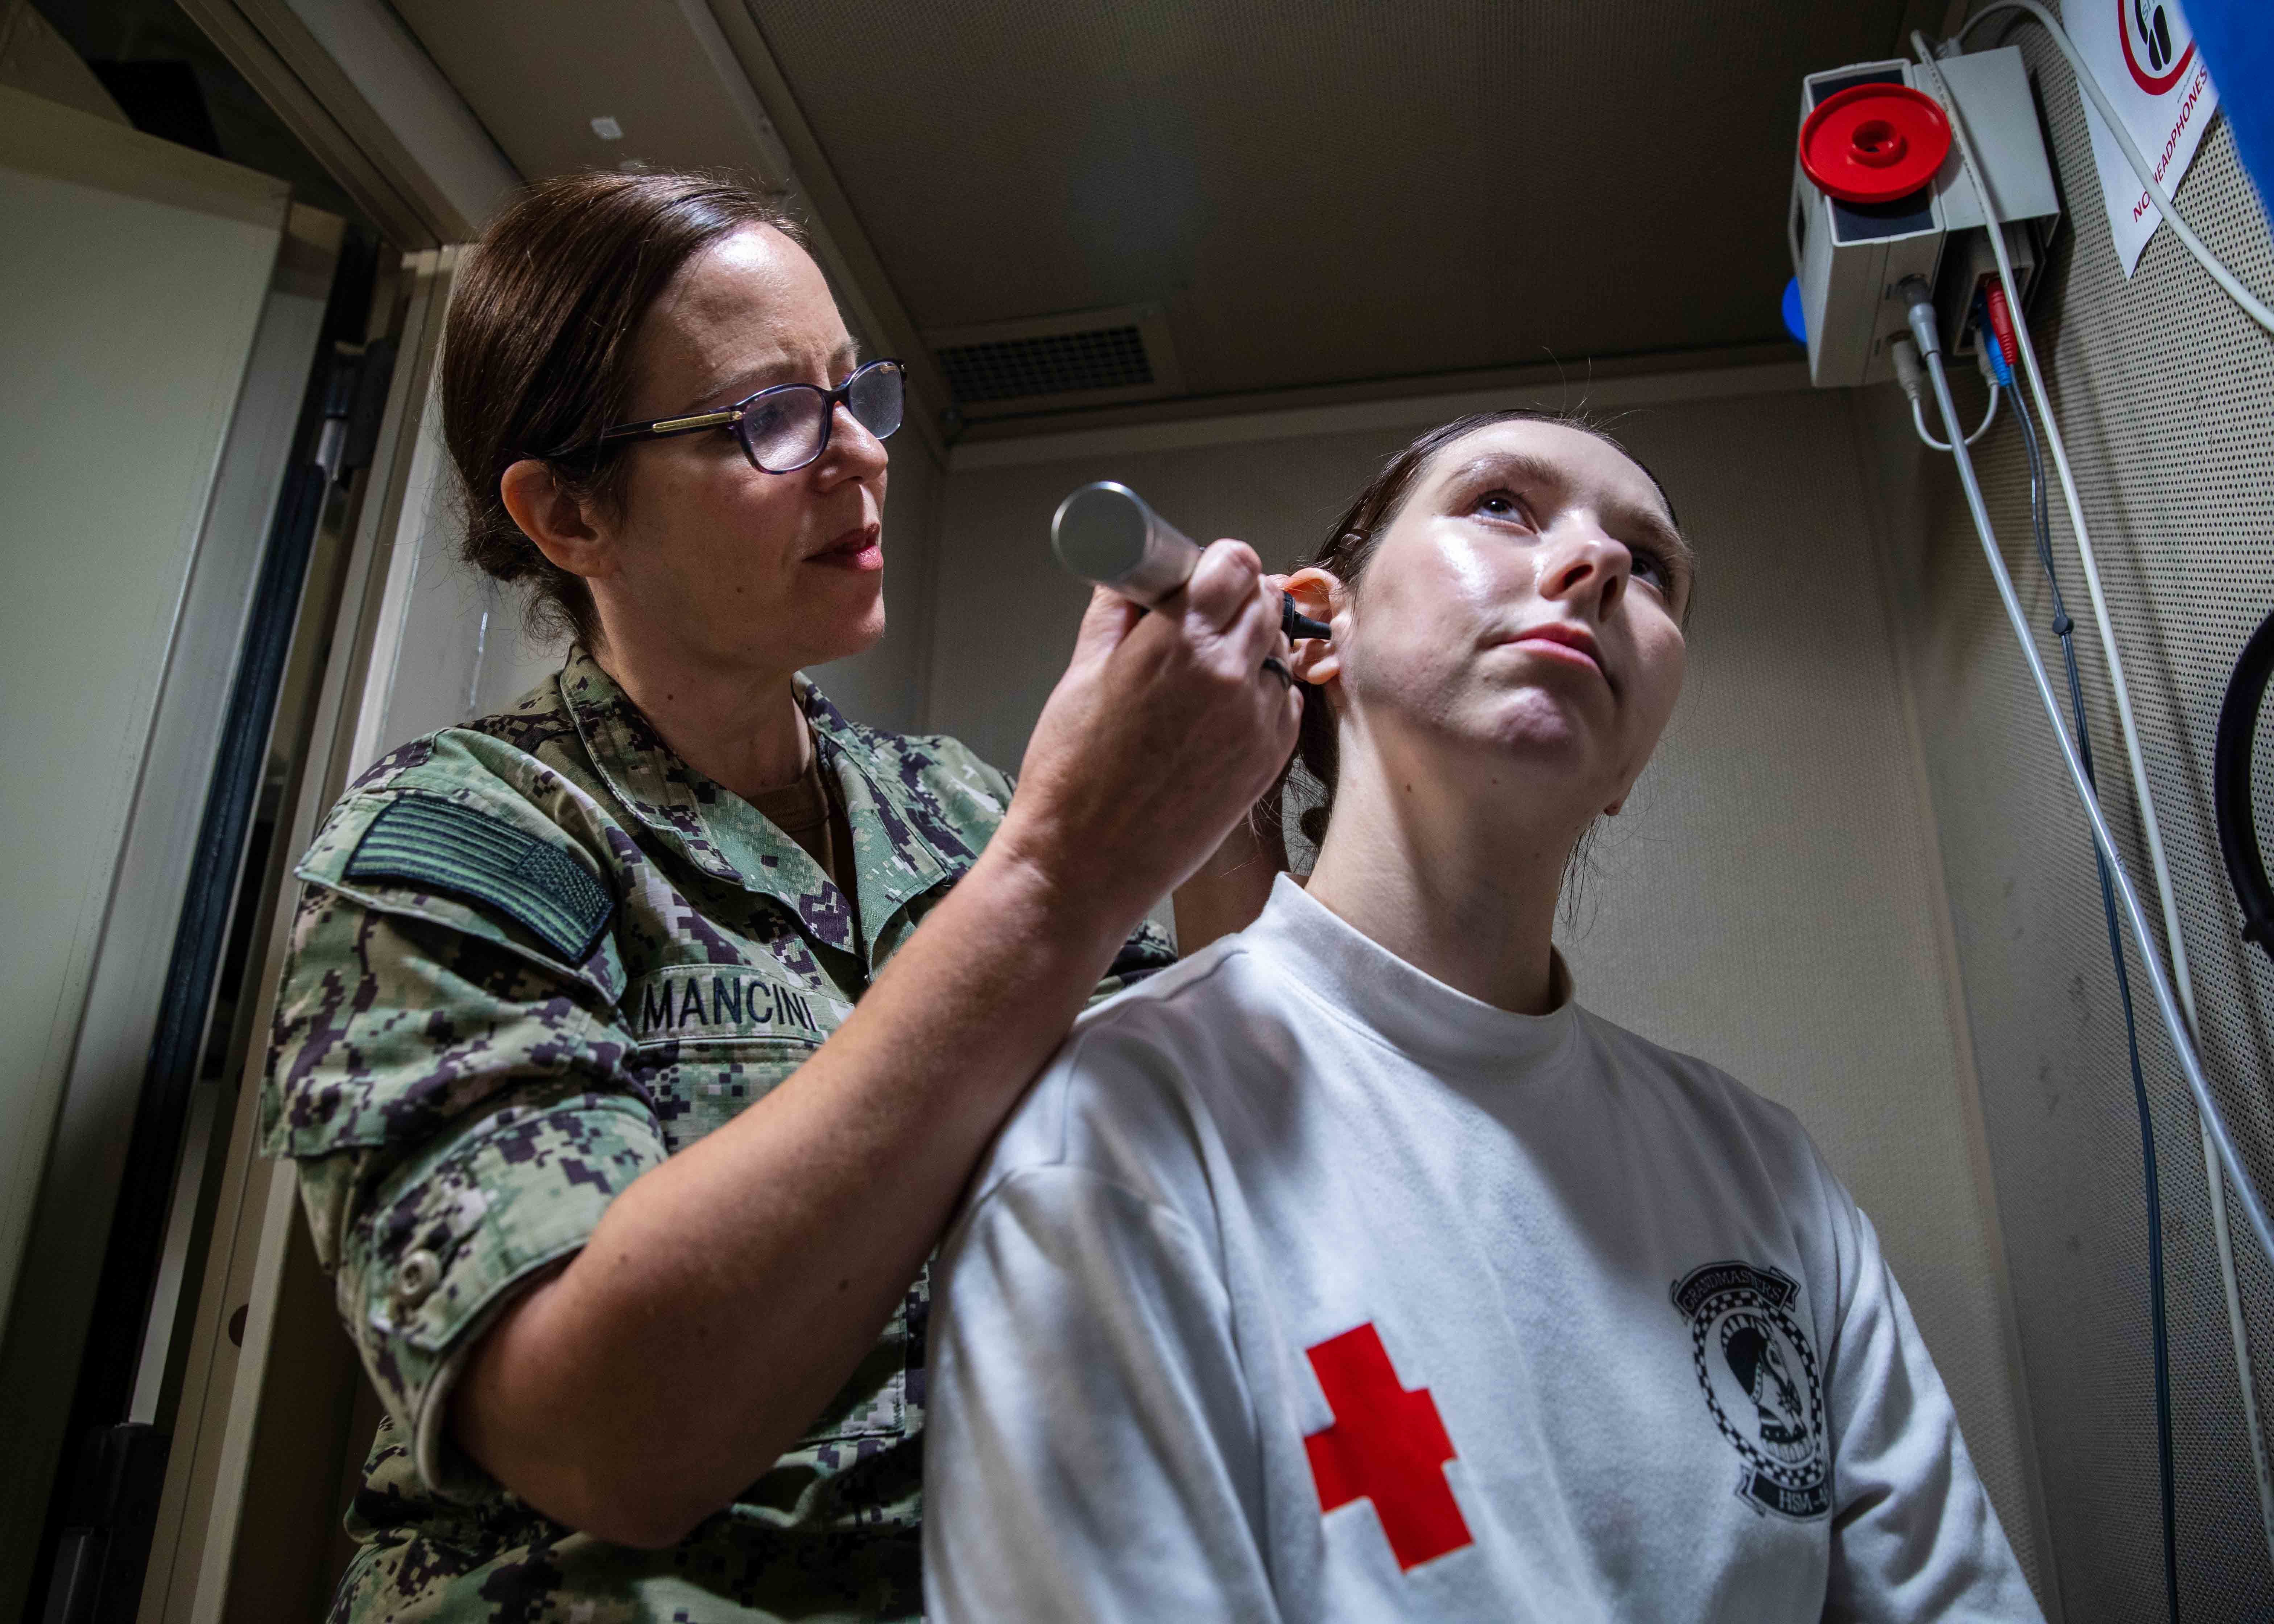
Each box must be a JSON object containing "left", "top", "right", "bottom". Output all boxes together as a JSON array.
[{"left": 1799, "top": 83, "right": 1952, "bottom": 204}]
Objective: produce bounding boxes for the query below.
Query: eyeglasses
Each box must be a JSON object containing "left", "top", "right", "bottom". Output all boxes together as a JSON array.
[{"left": 585, "top": 358, "right": 905, "bottom": 474}]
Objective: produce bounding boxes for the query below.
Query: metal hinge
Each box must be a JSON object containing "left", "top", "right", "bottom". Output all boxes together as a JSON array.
[
  {"left": 314, "top": 336, "right": 398, "bottom": 485},
  {"left": 42, "top": 1423, "right": 171, "bottom": 1624}
]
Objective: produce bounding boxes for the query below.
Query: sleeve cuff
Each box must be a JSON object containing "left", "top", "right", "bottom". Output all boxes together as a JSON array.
[{"left": 338, "top": 1089, "right": 667, "bottom": 1501}]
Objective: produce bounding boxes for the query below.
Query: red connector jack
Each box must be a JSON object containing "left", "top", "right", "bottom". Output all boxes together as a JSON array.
[{"left": 1982, "top": 278, "right": 2021, "bottom": 371}]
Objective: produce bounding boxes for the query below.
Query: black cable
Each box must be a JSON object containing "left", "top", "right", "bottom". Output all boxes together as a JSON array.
[
  {"left": 2213, "top": 607, "right": 2274, "bottom": 962},
  {"left": 2009, "top": 367, "right": 2182, "bottom": 1622}
]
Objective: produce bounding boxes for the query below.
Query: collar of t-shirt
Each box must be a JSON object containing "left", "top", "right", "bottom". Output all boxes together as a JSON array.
[
  {"left": 748, "top": 734, "right": 857, "bottom": 900},
  {"left": 1246, "top": 874, "right": 1578, "bottom": 1080}
]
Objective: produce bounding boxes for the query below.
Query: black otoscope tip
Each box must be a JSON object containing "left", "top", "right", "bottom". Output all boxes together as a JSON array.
[{"left": 1281, "top": 595, "right": 1332, "bottom": 642}]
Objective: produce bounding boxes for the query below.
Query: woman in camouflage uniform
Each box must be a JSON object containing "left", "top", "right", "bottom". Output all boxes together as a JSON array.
[{"left": 262, "top": 171, "right": 1298, "bottom": 1620}]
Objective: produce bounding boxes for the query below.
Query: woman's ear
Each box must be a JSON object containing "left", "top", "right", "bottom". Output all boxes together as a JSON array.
[
  {"left": 1285, "top": 567, "right": 1343, "bottom": 686},
  {"left": 499, "top": 459, "right": 616, "bottom": 581}
]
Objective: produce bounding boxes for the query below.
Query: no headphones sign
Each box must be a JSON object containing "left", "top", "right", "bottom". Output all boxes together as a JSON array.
[{"left": 2075, "top": 0, "right": 2222, "bottom": 276}]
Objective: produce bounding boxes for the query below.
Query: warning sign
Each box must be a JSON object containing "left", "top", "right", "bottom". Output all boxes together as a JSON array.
[{"left": 2074, "top": 0, "right": 2221, "bottom": 276}]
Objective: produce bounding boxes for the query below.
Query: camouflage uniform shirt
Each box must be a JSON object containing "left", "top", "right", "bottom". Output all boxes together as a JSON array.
[{"left": 262, "top": 648, "right": 1174, "bottom": 1621}]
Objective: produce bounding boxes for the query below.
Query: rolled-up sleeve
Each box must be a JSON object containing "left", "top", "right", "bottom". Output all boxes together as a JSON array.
[{"left": 262, "top": 883, "right": 659, "bottom": 1500}]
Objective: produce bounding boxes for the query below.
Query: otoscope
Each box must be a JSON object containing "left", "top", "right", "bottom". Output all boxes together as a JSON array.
[{"left": 1050, "top": 482, "right": 1332, "bottom": 642}]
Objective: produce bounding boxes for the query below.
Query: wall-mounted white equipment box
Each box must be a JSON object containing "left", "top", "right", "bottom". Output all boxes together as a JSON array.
[{"left": 1789, "top": 46, "right": 2060, "bottom": 388}]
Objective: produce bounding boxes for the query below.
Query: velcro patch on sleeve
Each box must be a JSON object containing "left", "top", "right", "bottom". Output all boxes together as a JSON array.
[{"left": 346, "top": 793, "right": 614, "bottom": 963}]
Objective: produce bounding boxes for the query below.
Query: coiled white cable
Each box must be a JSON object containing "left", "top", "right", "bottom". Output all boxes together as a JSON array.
[
  {"left": 1897, "top": 337, "right": 2001, "bottom": 451},
  {"left": 1911, "top": 390, "right": 1998, "bottom": 451},
  {"left": 1916, "top": 27, "right": 2274, "bottom": 1563}
]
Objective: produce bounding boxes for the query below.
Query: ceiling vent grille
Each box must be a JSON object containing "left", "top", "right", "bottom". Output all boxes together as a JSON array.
[
  {"left": 938, "top": 326, "right": 1150, "bottom": 403},
  {"left": 926, "top": 306, "right": 1182, "bottom": 417}
]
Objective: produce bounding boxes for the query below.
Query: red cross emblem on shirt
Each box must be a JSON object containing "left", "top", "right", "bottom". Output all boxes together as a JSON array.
[{"left": 1302, "top": 1322, "right": 1475, "bottom": 1570}]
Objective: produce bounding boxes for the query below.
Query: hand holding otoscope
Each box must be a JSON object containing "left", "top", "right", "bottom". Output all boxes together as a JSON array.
[
  {"left": 1015, "top": 478, "right": 1303, "bottom": 942},
  {"left": 1051, "top": 483, "right": 1331, "bottom": 684}
]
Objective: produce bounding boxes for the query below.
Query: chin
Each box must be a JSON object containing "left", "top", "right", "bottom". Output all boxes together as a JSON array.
[
  {"left": 1460, "top": 685, "right": 1603, "bottom": 759},
  {"left": 807, "top": 599, "right": 888, "bottom": 669},
  {"left": 1478, "top": 734, "right": 1598, "bottom": 789}
]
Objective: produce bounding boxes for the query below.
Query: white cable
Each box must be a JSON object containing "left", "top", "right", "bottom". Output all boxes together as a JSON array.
[
  {"left": 1911, "top": 382, "right": 2001, "bottom": 451},
  {"left": 1893, "top": 337, "right": 2000, "bottom": 451},
  {"left": 1952, "top": 0, "right": 2274, "bottom": 336},
  {"left": 1912, "top": 318, "right": 2274, "bottom": 1277},
  {"left": 1917, "top": 29, "right": 2274, "bottom": 1561},
  {"left": 2211, "top": 1107, "right": 2274, "bottom": 1565}
]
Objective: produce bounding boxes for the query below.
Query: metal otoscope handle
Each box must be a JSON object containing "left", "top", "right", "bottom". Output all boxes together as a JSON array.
[{"left": 1050, "top": 481, "right": 1331, "bottom": 641}]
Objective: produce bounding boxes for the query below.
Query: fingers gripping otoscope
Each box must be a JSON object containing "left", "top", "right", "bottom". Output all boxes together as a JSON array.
[{"left": 1050, "top": 482, "right": 1333, "bottom": 645}]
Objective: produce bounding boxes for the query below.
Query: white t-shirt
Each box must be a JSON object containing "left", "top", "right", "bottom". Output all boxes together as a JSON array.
[{"left": 925, "top": 877, "right": 2039, "bottom": 1623}]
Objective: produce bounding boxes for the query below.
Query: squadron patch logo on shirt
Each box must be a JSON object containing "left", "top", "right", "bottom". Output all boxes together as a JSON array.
[{"left": 1671, "top": 1261, "right": 1829, "bottom": 1520}]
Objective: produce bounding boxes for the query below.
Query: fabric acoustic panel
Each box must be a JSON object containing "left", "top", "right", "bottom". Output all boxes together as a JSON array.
[{"left": 1856, "top": 17, "right": 2274, "bottom": 1618}]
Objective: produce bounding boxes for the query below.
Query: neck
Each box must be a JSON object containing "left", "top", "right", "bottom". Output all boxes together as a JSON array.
[
  {"left": 589, "top": 629, "right": 810, "bottom": 801},
  {"left": 1302, "top": 722, "right": 1591, "bottom": 1016}
]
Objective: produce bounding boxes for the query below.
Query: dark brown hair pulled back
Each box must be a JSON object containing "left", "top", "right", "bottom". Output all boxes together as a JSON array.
[
  {"left": 1274, "top": 409, "right": 1680, "bottom": 852},
  {"left": 444, "top": 171, "right": 806, "bottom": 647}
]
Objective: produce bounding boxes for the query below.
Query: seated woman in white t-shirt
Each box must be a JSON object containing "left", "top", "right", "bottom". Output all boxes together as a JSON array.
[{"left": 923, "top": 411, "right": 2040, "bottom": 1623}]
